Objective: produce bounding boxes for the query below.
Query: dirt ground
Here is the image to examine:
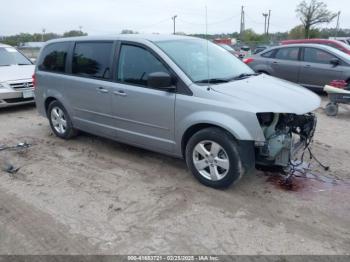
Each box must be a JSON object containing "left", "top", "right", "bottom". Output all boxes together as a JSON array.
[{"left": 0, "top": 96, "right": 349, "bottom": 255}]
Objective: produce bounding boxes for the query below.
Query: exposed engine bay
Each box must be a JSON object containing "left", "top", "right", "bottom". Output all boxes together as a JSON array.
[{"left": 255, "top": 113, "right": 317, "bottom": 167}]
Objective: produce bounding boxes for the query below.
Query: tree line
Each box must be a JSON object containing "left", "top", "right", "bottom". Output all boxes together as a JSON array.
[{"left": 1, "top": 30, "right": 87, "bottom": 47}]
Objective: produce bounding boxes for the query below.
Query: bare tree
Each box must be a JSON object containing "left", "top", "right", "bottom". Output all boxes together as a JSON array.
[{"left": 296, "top": 0, "right": 337, "bottom": 38}]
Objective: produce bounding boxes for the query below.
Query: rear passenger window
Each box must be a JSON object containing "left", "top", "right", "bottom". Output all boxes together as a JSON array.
[
  {"left": 38, "top": 42, "right": 70, "bottom": 73},
  {"left": 275, "top": 47, "right": 299, "bottom": 61},
  {"left": 117, "top": 45, "right": 170, "bottom": 87},
  {"left": 72, "top": 42, "right": 113, "bottom": 79}
]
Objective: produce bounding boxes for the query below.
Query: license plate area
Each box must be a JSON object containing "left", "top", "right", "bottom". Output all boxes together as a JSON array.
[{"left": 22, "top": 90, "right": 34, "bottom": 98}]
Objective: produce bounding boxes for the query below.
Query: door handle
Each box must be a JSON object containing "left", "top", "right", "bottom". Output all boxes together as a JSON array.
[
  {"left": 113, "top": 90, "right": 127, "bottom": 97},
  {"left": 272, "top": 61, "right": 278, "bottom": 64},
  {"left": 304, "top": 64, "right": 311, "bottom": 67},
  {"left": 97, "top": 87, "right": 109, "bottom": 93}
]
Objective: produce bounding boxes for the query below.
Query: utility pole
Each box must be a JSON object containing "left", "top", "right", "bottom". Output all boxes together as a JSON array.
[
  {"left": 172, "top": 15, "right": 178, "bottom": 35},
  {"left": 335, "top": 11, "right": 341, "bottom": 37},
  {"left": 79, "top": 26, "right": 83, "bottom": 32},
  {"left": 262, "top": 13, "right": 268, "bottom": 35},
  {"left": 240, "top": 6, "right": 245, "bottom": 38},
  {"left": 266, "top": 10, "right": 271, "bottom": 36},
  {"left": 42, "top": 28, "right": 46, "bottom": 42}
]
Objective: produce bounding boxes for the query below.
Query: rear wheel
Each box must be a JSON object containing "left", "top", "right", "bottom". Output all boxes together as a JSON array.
[
  {"left": 48, "top": 101, "right": 77, "bottom": 139},
  {"left": 325, "top": 102, "right": 338, "bottom": 117},
  {"left": 185, "top": 127, "right": 243, "bottom": 188}
]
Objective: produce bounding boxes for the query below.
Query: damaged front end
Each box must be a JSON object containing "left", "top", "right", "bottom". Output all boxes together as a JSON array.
[{"left": 255, "top": 112, "right": 316, "bottom": 168}]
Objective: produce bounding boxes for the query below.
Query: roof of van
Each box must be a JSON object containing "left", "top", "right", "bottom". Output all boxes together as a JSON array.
[{"left": 45, "top": 34, "right": 198, "bottom": 44}]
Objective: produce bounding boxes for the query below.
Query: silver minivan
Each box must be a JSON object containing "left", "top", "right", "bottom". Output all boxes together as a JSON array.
[{"left": 34, "top": 35, "right": 320, "bottom": 188}]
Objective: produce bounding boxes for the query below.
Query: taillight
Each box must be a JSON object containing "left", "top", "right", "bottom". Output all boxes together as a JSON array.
[
  {"left": 32, "top": 74, "right": 36, "bottom": 88},
  {"left": 243, "top": 58, "right": 254, "bottom": 64}
]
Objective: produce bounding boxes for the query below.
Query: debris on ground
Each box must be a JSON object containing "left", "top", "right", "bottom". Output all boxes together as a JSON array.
[
  {"left": 0, "top": 142, "right": 32, "bottom": 152},
  {"left": 2, "top": 163, "right": 20, "bottom": 174}
]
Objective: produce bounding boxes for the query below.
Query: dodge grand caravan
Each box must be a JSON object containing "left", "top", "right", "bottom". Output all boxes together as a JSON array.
[{"left": 34, "top": 35, "right": 320, "bottom": 188}]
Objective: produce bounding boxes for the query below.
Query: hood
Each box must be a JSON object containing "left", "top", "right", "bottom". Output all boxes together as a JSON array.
[
  {"left": 0, "top": 65, "right": 35, "bottom": 82},
  {"left": 211, "top": 74, "right": 321, "bottom": 114}
]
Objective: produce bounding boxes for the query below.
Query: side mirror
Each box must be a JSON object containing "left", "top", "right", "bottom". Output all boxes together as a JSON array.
[
  {"left": 147, "top": 72, "right": 175, "bottom": 90},
  {"left": 330, "top": 58, "right": 340, "bottom": 66}
]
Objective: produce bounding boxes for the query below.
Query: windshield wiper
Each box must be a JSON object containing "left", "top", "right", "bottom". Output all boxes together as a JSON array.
[
  {"left": 0, "top": 65, "right": 11, "bottom": 67},
  {"left": 195, "top": 78, "right": 230, "bottom": 84},
  {"left": 230, "top": 73, "right": 258, "bottom": 81}
]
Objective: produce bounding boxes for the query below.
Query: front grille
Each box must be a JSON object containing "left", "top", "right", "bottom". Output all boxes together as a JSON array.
[{"left": 9, "top": 81, "right": 34, "bottom": 90}]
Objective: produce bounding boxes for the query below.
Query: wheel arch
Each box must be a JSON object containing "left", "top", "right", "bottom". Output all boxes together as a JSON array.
[
  {"left": 181, "top": 123, "right": 234, "bottom": 158},
  {"left": 44, "top": 97, "right": 57, "bottom": 115},
  {"left": 181, "top": 123, "right": 256, "bottom": 175}
]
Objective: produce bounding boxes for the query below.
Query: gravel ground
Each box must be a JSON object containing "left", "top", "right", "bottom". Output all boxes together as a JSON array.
[{"left": 0, "top": 97, "right": 349, "bottom": 255}]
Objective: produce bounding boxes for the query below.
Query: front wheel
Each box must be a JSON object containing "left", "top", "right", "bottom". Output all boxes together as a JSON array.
[{"left": 185, "top": 127, "right": 243, "bottom": 188}]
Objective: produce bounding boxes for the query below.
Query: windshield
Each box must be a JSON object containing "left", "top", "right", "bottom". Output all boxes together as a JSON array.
[
  {"left": 155, "top": 39, "right": 254, "bottom": 83},
  {"left": 0, "top": 47, "right": 32, "bottom": 66}
]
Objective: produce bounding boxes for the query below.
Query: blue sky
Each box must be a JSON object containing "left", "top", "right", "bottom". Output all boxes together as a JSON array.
[{"left": 1, "top": 0, "right": 348, "bottom": 35}]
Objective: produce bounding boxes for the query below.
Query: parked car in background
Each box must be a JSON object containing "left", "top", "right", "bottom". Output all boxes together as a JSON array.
[
  {"left": 0, "top": 43, "right": 35, "bottom": 108},
  {"left": 217, "top": 43, "right": 239, "bottom": 57},
  {"left": 329, "top": 37, "right": 350, "bottom": 45},
  {"left": 253, "top": 45, "right": 270, "bottom": 54},
  {"left": 238, "top": 45, "right": 251, "bottom": 58},
  {"left": 280, "top": 39, "right": 350, "bottom": 55},
  {"left": 34, "top": 35, "right": 319, "bottom": 188},
  {"left": 244, "top": 44, "right": 350, "bottom": 90}
]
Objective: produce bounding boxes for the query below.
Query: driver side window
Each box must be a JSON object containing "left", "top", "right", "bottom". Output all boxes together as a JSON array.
[{"left": 117, "top": 44, "right": 169, "bottom": 87}]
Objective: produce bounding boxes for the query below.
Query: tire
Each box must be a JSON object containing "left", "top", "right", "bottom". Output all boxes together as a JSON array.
[
  {"left": 47, "top": 100, "right": 77, "bottom": 139},
  {"left": 325, "top": 102, "right": 338, "bottom": 117},
  {"left": 185, "top": 127, "right": 243, "bottom": 188}
]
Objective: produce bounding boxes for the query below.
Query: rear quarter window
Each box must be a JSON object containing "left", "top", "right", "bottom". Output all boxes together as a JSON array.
[
  {"left": 38, "top": 42, "right": 70, "bottom": 73},
  {"left": 261, "top": 50, "right": 275, "bottom": 58}
]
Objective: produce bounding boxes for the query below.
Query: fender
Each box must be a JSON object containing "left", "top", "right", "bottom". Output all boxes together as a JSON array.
[{"left": 175, "top": 111, "right": 265, "bottom": 155}]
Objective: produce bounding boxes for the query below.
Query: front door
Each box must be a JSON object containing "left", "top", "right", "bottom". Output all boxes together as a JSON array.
[{"left": 111, "top": 43, "right": 176, "bottom": 152}]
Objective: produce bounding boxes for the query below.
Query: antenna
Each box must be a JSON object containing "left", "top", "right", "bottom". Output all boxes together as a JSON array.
[{"left": 205, "top": 6, "right": 210, "bottom": 87}]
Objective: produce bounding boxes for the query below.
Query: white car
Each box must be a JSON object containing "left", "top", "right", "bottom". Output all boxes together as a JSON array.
[{"left": 0, "top": 43, "right": 35, "bottom": 108}]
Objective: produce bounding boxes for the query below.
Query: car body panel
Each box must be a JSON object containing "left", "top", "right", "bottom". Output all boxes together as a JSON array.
[
  {"left": 35, "top": 35, "right": 320, "bottom": 160},
  {"left": 281, "top": 39, "right": 350, "bottom": 55}
]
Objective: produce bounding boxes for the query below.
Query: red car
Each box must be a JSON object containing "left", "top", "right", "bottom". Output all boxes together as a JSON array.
[{"left": 280, "top": 39, "right": 350, "bottom": 55}]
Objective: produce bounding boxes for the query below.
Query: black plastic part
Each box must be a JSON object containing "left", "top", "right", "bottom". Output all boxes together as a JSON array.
[{"left": 147, "top": 72, "right": 174, "bottom": 89}]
